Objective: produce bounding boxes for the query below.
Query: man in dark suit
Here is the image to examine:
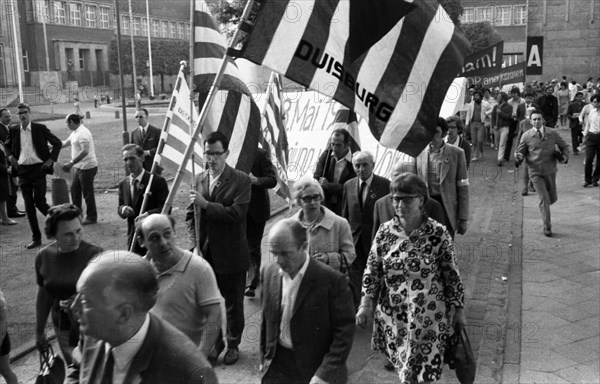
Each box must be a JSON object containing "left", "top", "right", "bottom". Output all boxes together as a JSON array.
[
  {"left": 536, "top": 86, "right": 559, "bottom": 128},
  {"left": 67, "top": 250, "right": 217, "bottom": 384},
  {"left": 130, "top": 108, "right": 161, "bottom": 173},
  {"left": 0, "top": 108, "right": 24, "bottom": 218},
  {"left": 245, "top": 148, "right": 277, "bottom": 298},
  {"left": 341, "top": 151, "right": 389, "bottom": 306},
  {"left": 186, "top": 131, "right": 251, "bottom": 366},
  {"left": 260, "top": 219, "right": 355, "bottom": 384},
  {"left": 313, "top": 129, "right": 356, "bottom": 215},
  {"left": 118, "top": 144, "right": 168, "bottom": 255},
  {"left": 5, "top": 103, "right": 61, "bottom": 248}
]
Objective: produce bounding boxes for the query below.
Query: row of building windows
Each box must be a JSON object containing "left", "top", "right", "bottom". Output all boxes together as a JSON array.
[
  {"left": 33, "top": 1, "right": 188, "bottom": 40},
  {"left": 462, "top": 5, "right": 527, "bottom": 26}
]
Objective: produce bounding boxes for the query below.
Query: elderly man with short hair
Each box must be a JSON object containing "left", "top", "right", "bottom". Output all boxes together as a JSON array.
[
  {"left": 67, "top": 251, "right": 217, "bottom": 384},
  {"left": 138, "top": 214, "right": 222, "bottom": 357}
]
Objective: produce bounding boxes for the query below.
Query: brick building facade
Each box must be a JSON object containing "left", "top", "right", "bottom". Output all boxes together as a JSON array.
[{"left": 0, "top": 0, "right": 24, "bottom": 88}]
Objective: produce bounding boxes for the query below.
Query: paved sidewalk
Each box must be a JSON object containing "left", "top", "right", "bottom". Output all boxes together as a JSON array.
[{"left": 518, "top": 150, "right": 600, "bottom": 383}]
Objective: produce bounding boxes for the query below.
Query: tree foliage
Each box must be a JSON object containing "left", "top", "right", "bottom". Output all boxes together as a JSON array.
[
  {"left": 459, "top": 22, "right": 503, "bottom": 52},
  {"left": 109, "top": 38, "right": 188, "bottom": 76}
]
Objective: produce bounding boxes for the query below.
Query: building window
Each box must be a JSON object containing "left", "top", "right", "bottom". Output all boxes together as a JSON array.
[
  {"left": 22, "top": 50, "right": 29, "bottom": 72},
  {"left": 461, "top": 7, "right": 474, "bottom": 24},
  {"left": 141, "top": 17, "right": 148, "bottom": 36},
  {"left": 54, "top": 1, "right": 66, "bottom": 24},
  {"left": 122, "top": 15, "right": 130, "bottom": 35},
  {"left": 99, "top": 6, "right": 110, "bottom": 28},
  {"left": 495, "top": 6, "right": 512, "bottom": 26},
  {"left": 170, "top": 21, "right": 177, "bottom": 38},
  {"left": 475, "top": 6, "right": 493, "bottom": 23},
  {"left": 152, "top": 19, "right": 160, "bottom": 37},
  {"left": 133, "top": 17, "right": 141, "bottom": 36},
  {"left": 184, "top": 23, "right": 190, "bottom": 40},
  {"left": 70, "top": 3, "right": 82, "bottom": 26},
  {"left": 85, "top": 5, "right": 96, "bottom": 28},
  {"left": 178, "top": 22, "right": 185, "bottom": 39},
  {"left": 513, "top": 5, "right": 527, "bottom": 25},
  {"left": 79, "top": 50, "right": 85, "bottom": 69},
  {"left": 35, "top": 0, "right": 51, "bottom": 23},
  {"left": 161, "top": 21, "right": 169, "bottom": 38}
]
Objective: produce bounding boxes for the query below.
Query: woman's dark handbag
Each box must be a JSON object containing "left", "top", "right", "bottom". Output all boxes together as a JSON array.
[
  {"left": 35, "top": 345, "right": 65, "bottom": 384},
  {"left": 444, "top": 328, "right": 476, "bottom": 384}
]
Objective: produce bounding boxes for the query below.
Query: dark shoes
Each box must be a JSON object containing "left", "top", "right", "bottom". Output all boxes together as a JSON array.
[
  {"left": 521, "top": 190, "right": 528, "bottom": 196},
  {"left": 543, "top": 228, "right": 552, "bottom": 237},
  {"left": 594, "top": 181, "right": 600, "bottom": 187},
  {"left": 584, "top": 182, "right": 592, "bottom": 188},
  {"left": 26, "top": 240, "right": 42, "bottom": 249},
  {"left": 207, "top": 342, "right": 225, "bottom": 367},
  {"left": 223, "top": 348, "right": 240, "bottom": 365},
  {"left": 8, "top": 210, "right": 26, "bottom": 218},
  {"left": 384, "top": 359, "right": 395, "bottom": 371},
  {"left": 82, "top": 218, "right": 97, "bottom": 226},
  {"left": 244, "top": 287, "right": 255, "bottom": 298}
]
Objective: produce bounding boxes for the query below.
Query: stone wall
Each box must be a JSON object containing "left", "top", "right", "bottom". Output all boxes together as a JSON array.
[{"left": 527, "top": 0, "right": 600, "bottom": 82}]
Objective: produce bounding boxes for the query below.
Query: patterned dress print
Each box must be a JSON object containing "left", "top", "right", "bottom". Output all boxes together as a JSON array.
[{"left": 362, "top": 217, "right": 464, "bottom": 383}]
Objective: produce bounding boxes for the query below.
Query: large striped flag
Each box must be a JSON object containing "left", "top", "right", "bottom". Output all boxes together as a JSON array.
[
  {"left": 153, "top": 69, "right": 203, "bottom": 179},
  {"left": 259, "top": 72, "right": 290, "bottom": 200},
  {"left": 193, "top": 0, "right": 261, "bottom": 173},
  {"left": 236, "top": 0, "right": 471, "bottom": 157}
]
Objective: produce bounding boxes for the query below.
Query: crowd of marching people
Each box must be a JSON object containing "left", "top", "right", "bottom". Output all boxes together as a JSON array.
[{"left": 0, "top": 71, "right": 598, "bottom": 383}]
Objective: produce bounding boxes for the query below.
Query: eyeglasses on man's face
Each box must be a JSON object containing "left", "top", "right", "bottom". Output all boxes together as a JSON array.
[
  {"left": 390, "top": 194, "right": 420, "bottom": 205},
  {"left": 300, "top": 194, "right": 322, "bottom": 203},
  {"left": 203, "top": 151, "right": 226, "bottom": 158}
]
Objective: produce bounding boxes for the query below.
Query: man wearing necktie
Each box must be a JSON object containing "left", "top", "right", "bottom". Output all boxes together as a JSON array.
[
  {"left": 516, "top": 111, "right": 569, "bottom": 237},
  {"left": 130, "top": 109, "right": 161, "bottom": 174},
  {"left": 341, "top": 152, "right": 389, "bottom": 306},
  {"left": 260, "top": 219, "right": 355, "bottom": 384},
  {"left": 186, "top": 132, "right": 251, "bottom": 366},
  {"left": 4, "top": 103, "right": 61, "bottom": 249},
  {"left": 67, "top": 251, "right": 217, "bottom": 384},
  {"left": 0, "top": 108, "right": 25, "bottom": 218},
  {"left": 117, "top": 144, "right": 168, "bottom": 255}
]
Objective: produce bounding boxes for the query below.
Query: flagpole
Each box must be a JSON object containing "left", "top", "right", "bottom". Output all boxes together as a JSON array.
[
  {"left": 161, "top": 0, "right": 256, "bottom": 214},
  {"left": 128, "top": 0, "right": 138, "bottom": 104},
  {"left": 145, "top": 0, "right": 154, "bottom": 98},
  {"left": 9, "top": 1, "right": 23, "bottom": 102},
  {"left": 129, "top": 63, "right": 187, "bottom": 252},
  {"left": 261, "top": 72, "right": 276, "bottom": 114},
  {"left": 189, "top": 0, "right": 202, "bottom": 253}
]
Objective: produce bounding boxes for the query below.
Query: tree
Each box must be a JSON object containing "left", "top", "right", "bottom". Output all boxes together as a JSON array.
[{"left": 459, "top": 22, "right": 503, "bottom": 52}]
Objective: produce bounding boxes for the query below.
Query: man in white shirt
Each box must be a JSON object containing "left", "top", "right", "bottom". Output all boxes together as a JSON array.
[
  {"left": 260, "top": 219, "right": 354, "bottom": 384},
  {"left": 62, "top": 114, "right": 98, "bottom": 225},
  {"left": 583, "top": 94, "right": 600, "bottom": 187},
  {"left": 67, "top": 250, "right": 217, "bottom": 384}
]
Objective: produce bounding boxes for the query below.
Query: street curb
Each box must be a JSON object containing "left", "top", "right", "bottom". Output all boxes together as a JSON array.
[{"left": 9, "top": 332, "right": 55, "bottom": 364}]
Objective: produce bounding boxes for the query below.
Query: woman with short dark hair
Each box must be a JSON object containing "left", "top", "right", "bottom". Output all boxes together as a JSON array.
[
  {"left": 356, "top": 173, "right": 466, "bottom": 383},
  {"left": 35, "top": 203, "right": 103, "bottom": 364}
]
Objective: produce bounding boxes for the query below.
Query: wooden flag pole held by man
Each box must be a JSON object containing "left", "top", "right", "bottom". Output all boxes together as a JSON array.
[
  {"left": 160, "top": 0, "right": 256, "bottom": 214},
  {"left": 189, "top": 0, "right": 201, "bottom": 252}
]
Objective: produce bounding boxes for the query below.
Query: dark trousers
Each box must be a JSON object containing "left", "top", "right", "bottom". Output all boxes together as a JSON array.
[
  {"left": 19, "top": 164, "right": 50, "bottom": 242},
  {"left": 262, "top": 345, "right": 306, "bottom": 384},
  {"left": 71, "top": 167, "right": 97, "bottom": 221},
  {"left": 571, "top": 124, "right": 583, "bottom": 152},
  {"left": 349, "top": 237, "right": 368, "bottom": 307},
  {"left": 7, "top": 177, "right": 19, "bottom": 214},
  {"left": 504, "top": 120, "right": 518, "bottom": 161},
  {"left": 530, "top": 173, "right": 557, "bottom": 230},
  {"left": 584, "top": 132, "right": 600, "bottom": 183},
  {"left": 430, "top": 194, "right": 455, "bottom": 238},
  {"left": 246, "top": 216, "right": 266, "bottom": 290},
  {"left": 214, "top": 269, "right": 246, "bottom": 349}
]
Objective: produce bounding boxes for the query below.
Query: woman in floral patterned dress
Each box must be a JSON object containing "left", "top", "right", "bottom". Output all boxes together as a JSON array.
[{"left": 356, "top": 173, "right": 466, "bottom": 384}]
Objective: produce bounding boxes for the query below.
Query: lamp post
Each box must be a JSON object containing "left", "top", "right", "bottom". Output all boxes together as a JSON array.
[{"left": 115, "top": 0, "right": 129, "bottom": 145}]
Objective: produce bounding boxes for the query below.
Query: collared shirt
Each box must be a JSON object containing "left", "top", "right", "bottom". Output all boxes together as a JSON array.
[
  {"left": 359, "top": 173, "right": 373, "bottom": 204},
  {"left": 427, "top": 143, "right": 444, "bottom": 197},
  {"left": 332, "top": 150, "right": 352, "bottom": 183},
  {"left": 535, "top": 126, "right": 545, "bottom": 139},
  {"left": 587, "top": 108, "right": 600, "bottom": 134},
  {"left": 129, "top": 172, "right": 144, "bottom": 199},
  {"left": 508, "top": 98, "right": 524, "bottom": 118},
  {"left": 67, "top": 125, "right": 98, "bottom": 169},
  {"left": 108, "top": 314, "right": 150, "bottom": 383},
  {"left": 151, "top": 250, "right": 223, "bottom": 344},
  {"left": 208, "top": 171, "right": 222, "bottom": 195},
  {"left": 18, "top": 123, "right": 43, "bottom": 165},
  {"left": 139, "top": 123, "right": 149, "bottom": 138},
  {"left": 279, "top": 253, "right": 310, "bottom": 348}
]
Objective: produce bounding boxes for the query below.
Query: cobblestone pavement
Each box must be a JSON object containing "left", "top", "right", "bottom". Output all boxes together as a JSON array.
[{"left": 7, "top": 126, "right": 599, "bottom": 383}]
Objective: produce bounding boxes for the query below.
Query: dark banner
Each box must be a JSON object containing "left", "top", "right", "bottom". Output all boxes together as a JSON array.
[
  {"left": 526, "top": 36, "right": 544, "bottom": 76},
  {"left": 467, "top": 62, "right": 527, "bottom": 88},
  {"left": 458, "top": 41, "right": 504, "bottom": 77}
]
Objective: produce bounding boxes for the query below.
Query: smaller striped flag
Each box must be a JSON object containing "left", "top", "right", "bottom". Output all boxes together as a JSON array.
[
  {"left": 331, "top": 107, "right": 361, "bottom": 153},
  {"left": 259, "top": 72, "right": 290, "bottom": 200},
  {"left": 153, "top": 69, "right": 203, "bottom": 179}
]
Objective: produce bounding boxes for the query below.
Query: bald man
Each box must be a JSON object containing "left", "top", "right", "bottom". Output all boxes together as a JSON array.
[
  {"left": 67, "top": 251, "right": 217, "bottom": 384},
  {"left": 341, "top": 151, "right": 390, "bottom": 306},
  {"left": 260, "top": 219, "right": 355, "bottom": 384},
  {"left": 138, "top": 214, "right": 222, "bottom": 357}
]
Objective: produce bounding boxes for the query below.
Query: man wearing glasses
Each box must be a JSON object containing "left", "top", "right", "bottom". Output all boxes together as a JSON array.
[
  {"left": 186, "top": 131, "right": 251, "bottom": 367},
  {"left": 5, "top": 103, "right": 62, "bottom": 249},
  {"left": 515, "top": 111, "right": 569, "bottom": 237},
  {"left": 130, "top": 108, "right": 161, "bottom": 173}
]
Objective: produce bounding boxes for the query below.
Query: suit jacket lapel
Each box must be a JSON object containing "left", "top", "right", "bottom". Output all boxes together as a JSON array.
[
  {"left": 292, "top": 259, "right": 316, "bottom": 317},
  {"left": 270, "top": 268, "right": 283, "bottom": 325},
  {"left": 440, "top": 148, "right": 450, "bottom": 184},
  {"left": 133, "top": 172, "right": 148, "bottom": 207},
  {"left": 211, "top": 166, "right": 230, "bottom": 200},
  {"left": 82, "top": 341, "right": 105, "bottom": 384}
]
